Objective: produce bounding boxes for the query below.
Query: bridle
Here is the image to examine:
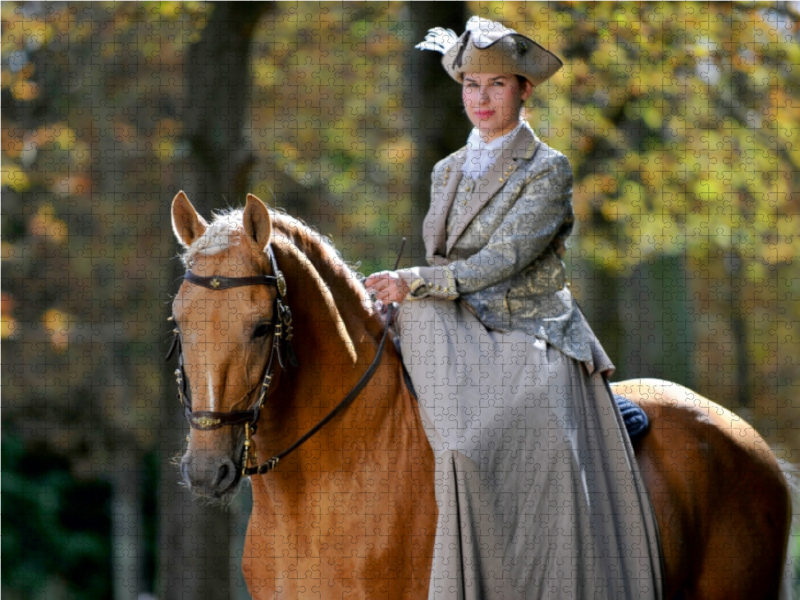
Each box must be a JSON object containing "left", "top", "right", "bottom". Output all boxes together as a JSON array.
[{"left": 167, "top": 244, "right": 396, "bottom": 477}]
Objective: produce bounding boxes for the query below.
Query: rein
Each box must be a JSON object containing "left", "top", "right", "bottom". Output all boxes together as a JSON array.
[
  {"left": 243, "top": 301, "right": 396, "bottom": 476},
  {"left": 168, "top": 244, "right": 398, "bottom": 478}
]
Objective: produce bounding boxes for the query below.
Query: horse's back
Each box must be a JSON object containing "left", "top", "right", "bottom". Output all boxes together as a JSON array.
[{"left": 613, "top": 378, "right": 791, "bottom": 600}]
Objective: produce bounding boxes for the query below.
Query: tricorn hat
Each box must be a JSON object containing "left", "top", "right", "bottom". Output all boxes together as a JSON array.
[{"left": 416, "top": 16, "right": 562, "bottom": 87}]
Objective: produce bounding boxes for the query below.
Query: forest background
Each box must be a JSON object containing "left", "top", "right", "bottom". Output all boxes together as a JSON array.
[{"left": 3, "top": 2, "right": 799, "bottom": 599}]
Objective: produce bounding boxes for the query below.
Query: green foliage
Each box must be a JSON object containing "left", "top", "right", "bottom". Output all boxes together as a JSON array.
[
  {"left": 249, "top": 2, "right": 416, "bottom": 272},
  {"left": 476, "top": 1, "right": 800, "bottom": 459},
  {"left": 478, "top": 2, "right": 800, "bottom": 275},
  {"left": 2, "top": 434, "right": 113, "bottom": 600}
]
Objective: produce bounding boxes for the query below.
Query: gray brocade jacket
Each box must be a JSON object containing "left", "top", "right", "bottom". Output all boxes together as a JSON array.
[{"left": 397, "top": 124, "right": 611, "bottom": 372}]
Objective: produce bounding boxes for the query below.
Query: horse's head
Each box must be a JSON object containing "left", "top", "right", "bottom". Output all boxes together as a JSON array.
[{"left": 170, "top": 191, "right": 283, "bottom": 502}]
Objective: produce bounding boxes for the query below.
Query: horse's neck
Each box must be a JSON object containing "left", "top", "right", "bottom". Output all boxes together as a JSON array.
[
  {"left": 258, "top": 242, "right": 404, "bottom": 479},
  {"left": 244, "top": 240, "right": 435, "bottom": 596}
]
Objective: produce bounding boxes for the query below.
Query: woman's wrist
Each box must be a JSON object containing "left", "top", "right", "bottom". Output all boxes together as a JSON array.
[{"left": 396, "top": 267, "right": 458, "bottom": 301}]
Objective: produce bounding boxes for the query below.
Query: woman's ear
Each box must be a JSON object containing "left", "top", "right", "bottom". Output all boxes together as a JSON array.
[{"left": 521, "top": 79, "right": 533, "bottom": 103}]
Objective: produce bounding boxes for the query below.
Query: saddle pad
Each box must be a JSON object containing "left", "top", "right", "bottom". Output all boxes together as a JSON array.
[{"left": 613, "top": 394, "right": 650, "bottom": 442}]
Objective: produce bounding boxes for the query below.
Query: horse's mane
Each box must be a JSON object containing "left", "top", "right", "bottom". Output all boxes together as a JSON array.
[
  {"left": 181, "top": 207, "right": 385, "bottom": 342},
  {"left": 268, "top": 210, "right": 386, "bottom": 341}
]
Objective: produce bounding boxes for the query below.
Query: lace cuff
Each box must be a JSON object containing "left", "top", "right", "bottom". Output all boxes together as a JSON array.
[{"left": 396, "top": 266, "right": 458, "bottom": 301}]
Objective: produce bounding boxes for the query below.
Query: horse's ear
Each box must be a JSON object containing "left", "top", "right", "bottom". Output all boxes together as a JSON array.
[
  {"left": 171, "top": 191, "right": 208, "bottom": 248},
  {"left": 243, "top": 194, "right": 272, "bottom": 252}
]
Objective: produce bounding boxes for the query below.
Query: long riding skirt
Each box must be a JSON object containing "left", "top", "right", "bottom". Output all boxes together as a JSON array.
[{"left": 396, "top": 299, "right": 663, "bottom": 600}]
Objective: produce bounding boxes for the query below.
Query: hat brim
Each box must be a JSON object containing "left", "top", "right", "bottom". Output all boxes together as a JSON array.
[{"left": 443, "top": 33, "right": 562, "bottom": 87}]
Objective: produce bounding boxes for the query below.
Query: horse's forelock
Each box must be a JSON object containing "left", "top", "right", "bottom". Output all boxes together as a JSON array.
[{"left": 181, "top": 209, "right": 273, "bottom": 272}]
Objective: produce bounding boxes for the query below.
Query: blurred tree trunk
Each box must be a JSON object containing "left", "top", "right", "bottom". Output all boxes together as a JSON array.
[
  {"left": 159, "top": 3, "right": 271, "bottom": 600},
  {"left": 617, "top": 254, "right": 696, "bottom": 388},
  {"left": 179, "top": 2, "right": 272, "bottom": 215},
  {"left": 725, "top": 249, "right": 751, "bottom": 409},
  {"left": 113, "top": 454, "right": 143, "bottom": 600},
  {"left": 404, "top": 2, "right": 469, "bottom": 265}
]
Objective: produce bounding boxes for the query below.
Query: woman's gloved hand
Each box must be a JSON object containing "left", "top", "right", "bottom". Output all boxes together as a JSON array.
[{"left": 364, "top": 271, "right": 410, "bottom": 305}]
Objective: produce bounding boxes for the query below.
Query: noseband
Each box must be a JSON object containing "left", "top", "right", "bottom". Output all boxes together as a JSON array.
[{"left": 167, "top": 244, "right": 396, "bottom": 477}]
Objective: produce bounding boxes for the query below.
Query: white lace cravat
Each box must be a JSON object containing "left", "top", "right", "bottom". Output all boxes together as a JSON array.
[{"left": 462, "top": 121, "right": 526, "bottom": 180}]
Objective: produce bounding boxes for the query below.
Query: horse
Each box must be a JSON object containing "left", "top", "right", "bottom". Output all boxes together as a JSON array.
[{"left": 168, "top": 191, "right": 792, "bottom": 600}]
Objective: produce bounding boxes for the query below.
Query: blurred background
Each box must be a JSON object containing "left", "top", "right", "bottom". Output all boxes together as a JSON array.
[{"left": 3, "top": 2, "right": 799, "bottom": 598}]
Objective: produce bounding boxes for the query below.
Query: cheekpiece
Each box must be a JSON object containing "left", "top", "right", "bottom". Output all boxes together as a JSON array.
[{"left": 416, "top": 16, "right": 563, "bottom": 87}]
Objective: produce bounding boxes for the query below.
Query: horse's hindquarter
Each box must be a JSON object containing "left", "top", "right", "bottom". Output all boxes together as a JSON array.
[
  {"left": 243, "top": 365, "right": 437, "bottom": 600},
  {"left": 613, "top": 379, "right": 791, "bottom": 600}
]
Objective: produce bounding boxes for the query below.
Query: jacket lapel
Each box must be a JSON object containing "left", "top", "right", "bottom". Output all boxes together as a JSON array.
[
  {"left": 445, "top": 126, "right": 539, "bottom": 255},
  {"left": 424, "top": 149, "right": 466, "bottom": 259}
]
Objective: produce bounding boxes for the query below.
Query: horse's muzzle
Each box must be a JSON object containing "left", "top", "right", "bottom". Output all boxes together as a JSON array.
[{"left": 180, "top": 449, "right": 241, "bottom": 500}]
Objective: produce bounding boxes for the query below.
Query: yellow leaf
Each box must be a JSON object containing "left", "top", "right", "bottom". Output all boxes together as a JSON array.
[
  {"left": 11, "top": 79, "right": 38, "bottom": 101},
  {"left": 1, "top": 317, "right": 19, "bottom": 340},
  {"left": 30, "top": 204, "right": 69, "bottom": 243},
  {"left": 54, "top": 126, "right": 77, "bottom": 151},
  {"left": 2, "top": 163, "right": 29, "bottom": 191},
  {"left": 43, "top": 308, "right": 69, "bottom": 353}
]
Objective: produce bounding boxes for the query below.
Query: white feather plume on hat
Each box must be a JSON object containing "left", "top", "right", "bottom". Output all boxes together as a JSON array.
[
  {"left": 415, "top": 27, "right": 458, "bottom": 54},
  {"left": 464, "top": 16, "right": 516, "bottom": 48}
]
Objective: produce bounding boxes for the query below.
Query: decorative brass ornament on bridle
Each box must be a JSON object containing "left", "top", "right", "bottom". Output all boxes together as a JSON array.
[{"left": 167, "top": 243, "right": 398, "bottom": 478}]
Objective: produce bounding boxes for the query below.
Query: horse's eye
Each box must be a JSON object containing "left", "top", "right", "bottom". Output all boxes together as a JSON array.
[{"left": 253, "top": 323, "right": 271, "bottom": 339}]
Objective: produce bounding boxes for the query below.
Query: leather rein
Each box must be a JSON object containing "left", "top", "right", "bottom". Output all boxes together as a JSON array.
[{"left": 167, "top": 245, "right": 396, "bottom": 477}]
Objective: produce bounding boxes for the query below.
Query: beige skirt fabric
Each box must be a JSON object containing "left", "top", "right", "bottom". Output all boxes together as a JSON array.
[{"left": 396, "top": 299, "right": 663, "bottom": 600}]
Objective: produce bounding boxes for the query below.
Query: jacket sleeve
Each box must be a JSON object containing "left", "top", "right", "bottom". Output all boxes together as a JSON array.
[{"left": 398, "top": 151, "right": 573, "bottom": 300}]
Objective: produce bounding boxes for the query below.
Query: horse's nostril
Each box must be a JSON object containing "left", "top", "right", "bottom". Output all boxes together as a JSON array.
[{"left": 214, "top": 457, "right": 237, "bottom": 493}]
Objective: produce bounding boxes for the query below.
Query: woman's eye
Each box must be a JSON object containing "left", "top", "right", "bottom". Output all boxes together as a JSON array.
[{"left": 253, "top": 323, "right": 271, "bottom": 339}]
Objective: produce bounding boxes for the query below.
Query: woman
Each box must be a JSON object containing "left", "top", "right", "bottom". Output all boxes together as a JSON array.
[{"left": 366, "top": 18, "right": 662, "bottom": 600}]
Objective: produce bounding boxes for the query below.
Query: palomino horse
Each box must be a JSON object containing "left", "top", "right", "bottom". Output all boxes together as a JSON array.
[{"left": 169, "top": 191, "right": 791, "bottom": 600}]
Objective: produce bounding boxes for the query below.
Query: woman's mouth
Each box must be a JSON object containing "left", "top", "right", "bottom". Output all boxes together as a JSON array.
[{"left": 475, "top": 110, "right": 495, "bottom": 119}]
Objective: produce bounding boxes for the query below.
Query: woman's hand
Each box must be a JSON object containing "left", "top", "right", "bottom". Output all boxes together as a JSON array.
[{"left": 364, "top": 271, "right": 410, "bottom": 305}]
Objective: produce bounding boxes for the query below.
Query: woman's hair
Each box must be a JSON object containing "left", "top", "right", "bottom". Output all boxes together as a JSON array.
[{"left": 516, "top": 75, "right": 532, "bottom": 120}]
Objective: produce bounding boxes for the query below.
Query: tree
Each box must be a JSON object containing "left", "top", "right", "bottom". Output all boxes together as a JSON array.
[{"left": 158, "top": 4, "right": 272, "bottom": 600}]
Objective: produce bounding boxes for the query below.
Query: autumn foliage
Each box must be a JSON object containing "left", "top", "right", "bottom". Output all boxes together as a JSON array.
[{"left": 2, "top": 2, "right": 799, "bottom": 598}]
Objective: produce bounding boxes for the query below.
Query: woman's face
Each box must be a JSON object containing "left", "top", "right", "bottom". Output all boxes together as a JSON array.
[{"left": 462, "top": 73, "right": 532, "bottom": 142}]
